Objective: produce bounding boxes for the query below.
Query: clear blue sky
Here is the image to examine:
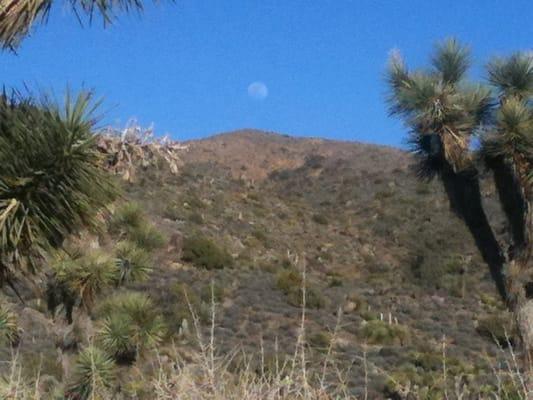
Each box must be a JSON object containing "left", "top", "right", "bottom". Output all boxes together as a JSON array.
[{"left": 1, "top": 1, "right": 532, "bottom": 147}]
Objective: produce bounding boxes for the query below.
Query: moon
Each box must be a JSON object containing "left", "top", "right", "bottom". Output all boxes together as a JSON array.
[{"left": 247, "top": 81, "right": 268, "bottom": 100}]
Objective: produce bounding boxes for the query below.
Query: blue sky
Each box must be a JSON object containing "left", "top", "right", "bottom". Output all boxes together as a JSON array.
[{"left": 1, "top": 1, "right": 532, "bottom": 147}]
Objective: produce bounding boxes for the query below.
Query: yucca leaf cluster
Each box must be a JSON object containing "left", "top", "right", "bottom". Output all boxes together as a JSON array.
[
  {"left": 0, "top": 0, "right": 168, "bottom": 50},
  {"left": 0, "top": 92, "right": 117, "bottom": 285},
  {"left": 96, "top": 292, "right": 166, "bottom": 363},
  {"left": 67, "top": 345, "right": 116, "bottom": 400}
]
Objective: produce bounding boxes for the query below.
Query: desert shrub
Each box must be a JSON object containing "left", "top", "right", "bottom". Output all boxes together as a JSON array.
[
  {"left": 182, "top": 235, "right": 233, "bottom": 270},
  {"left": 0, "top": 302, "right": 20, "bottom": 346},
  {"left": 52, "top": 251, "right": 117, "bottom": 310},
  {"left": 276, "top": 269, "right": 302, "bottom": 294},
  {"left": 97, "top": 314, "right": 137, "bottom": 364},
  {"left": 309, "top": 331, "right": 331, "bottom": 351},
  {"left": 312, "top": 213, "right": 328, "bottom": 225},
  {"left": 276, "top": 269, "right": 325, "bottom": 309},
  {"left": 287, "top": 286, "right": 325, "bottom": 309},
  {"left": 200, "top": 282, "right": 226, "bottom": 303},
  {"left": 109, "top": 202, "right": 166, "bottom": 251},
  {"left": 188, "top": 212, "right": 204, "bottom": 225},
  {"left": 172, "top": 283, "right": 210, "bottom": 325},
  {"left": 96, "top": 292, "right": 166, "bottom": 362},
  {"left": 66, "top": 346, "right": 116, "bottom": 400},
  {"left": 476, "top": 314, "right": 515, "bottom": 347},
  {"left": 114, "top": 241, "right": 153, "bottom": 285},
  {"left": 361, "top": 320, "right": 409, "bottom": 345},
  {"left": 109, "top": 202, "right": 145, "bottom": 235},
  {"left": 128, "top": 223, "right": 167, "bottom": 252},
  {"left": 162, "top": 202, "right": 182, "bottom": 220}
]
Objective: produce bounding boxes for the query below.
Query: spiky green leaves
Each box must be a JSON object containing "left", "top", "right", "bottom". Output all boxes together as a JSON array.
[
  {"left": 387, "top": 39, "right": 491, "bottom": 176},
  {"left": 483, "top": 53, "right": 533, "bottom": 187},
  {"left": 0, "top": 302, "right": 20, "bottom": 346},
  {"left": 432, "top": 38, "right": 470, "bottom": 85},
  {"left": 0, "top": 0, "right": 169, "bottom": 50},
  {"left": 0, "top": 92, "right": 117, "bottom": 283},
  {"left": 52, "top": 251, "right": 117, "bottom": 310},
  {"left": 115, "top": 241, "right": 152, "bottom": 285},
  {"left": 96, "top": 292, "right": 166, "bottom": 362},
  {"left": 67, "top": 346, "right": 116, "bottom": 400},
  {"left": 488, "top": 52, "right": 533, "bottom": 100}
]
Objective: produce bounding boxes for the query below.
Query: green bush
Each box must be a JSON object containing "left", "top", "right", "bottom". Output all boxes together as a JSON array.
[
  {"left": 309, "top": 331, "right": 331, "bottom": 351},
  {"left": 109, "top": 202, "right": 145, "bottom": 235},
  {"left": 96, "top": 292, "right": 166, "bottom": 361},
  {"left": 360, "top": 320, "right": 409, "bottom": 345},
  {"left": 109, "top": 202, "right": 166, "bottom": 251},
  {"left": 128, "top": 223, "right": 167, "bottom": 252},
  {"left": 0, "top": 302, "right": 20, "bottom": 346},
  {"left": 476, "top": 314, "right": 514, "bottom": 347},
  {"left": 67, "top": 346, "right": 116, "bottom": 400},
  {"left": 312, "top": 213, "right": 328, "bottom": 225},
  {"left": 114, "top": 241, "right": 153, "bottom": 285},
  {"left": 276, "top": 269, "right": 325, "bottom": 309},
  {"left": 52, "top": 250, "right": 117, "bottom": 310},
  {"left": 276, "top": 269, "right": 302, "bottom": 294},
  {"left": 182, "top": 235, "right": 233, "bottom": 270}
]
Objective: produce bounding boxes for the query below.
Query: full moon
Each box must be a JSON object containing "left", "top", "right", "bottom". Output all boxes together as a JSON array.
[{"left": 247, "top": 81, "right": 268, "bottom": 100}]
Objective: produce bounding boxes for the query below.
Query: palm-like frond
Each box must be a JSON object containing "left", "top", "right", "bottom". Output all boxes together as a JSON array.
[
  {"left": 67, "top": 345, "right": 116, "bottom": 400},
  {"left": 0, "top": 0, "right": 52, "bottom": 49},
  {"left": 0, "top": 91, "right": 117, "bottom": 284},
  {"left": 0, "top": 301, "right": 20, "bottom": 345},
  {"left": 114, "top": 240, "right": 152, "bottom": 285},
  {"left": 52, "top": 250, "right": 117, "bottom": 310},
  {"left": 481, "top": 97, "right": 533, "bottom": 185},
  {"left": 387, "top": 40, "right": 487, "bottom": 175},
  {"left": 488, "top": 52, "right": 533, "bottom": 100},
  {"left": 0, "top": 0, "right": 168, "bottom": 49},
  {"left": 431, "top": 38, "right": 470, "bottom": 85}
]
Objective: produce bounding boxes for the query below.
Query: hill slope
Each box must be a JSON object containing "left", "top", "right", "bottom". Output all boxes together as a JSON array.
[{"left": 2, "top": 129, "right": 512, "bottom": 398}]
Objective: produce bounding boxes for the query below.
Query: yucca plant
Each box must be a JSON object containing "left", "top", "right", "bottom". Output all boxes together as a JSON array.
[
  {"left": 0, "top": 0, "right": 170, "bottom": 50},
  {"left": 52, "top": 250, "right": 117, "bottom": 311},
  {"left": 108, "top": 202, "right": 145, "bottom": 236},
  {"left": 127, "top": 223, "right": 166, "bottom": 252},
  {"left": 66, "top": 345, "right": 116, "bottom": 400},
  {"left": 96, "top": 292, "right": 165, "bottom": 361},
  {"left": 0, "top": 91, "right": 117, "bottom": 291},
  {"left": 0, "top": 302, "right": 20, "bottom": 346},
  {"left": 97, "top": 314, "right": 136, "bottom": 363},
  {"left": 114, "top": 240, "right": 152, "bottom": 285}
]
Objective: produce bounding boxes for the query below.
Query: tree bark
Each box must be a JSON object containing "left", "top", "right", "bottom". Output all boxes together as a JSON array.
[{"left": 439, "top": 165, "right": 508, "bottom": 302}]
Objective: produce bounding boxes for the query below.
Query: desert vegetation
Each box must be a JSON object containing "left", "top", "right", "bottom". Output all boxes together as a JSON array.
[{"left": 1, "top": 2, "right": 532, "bottom": 399}]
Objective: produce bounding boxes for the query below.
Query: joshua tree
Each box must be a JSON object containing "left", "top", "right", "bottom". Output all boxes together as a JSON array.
[
  {"left": 387, "top": 39, "right": 533, "bottom": 370},
  {"left": 0, "top": 0, "right": 167, "bottom": 49}
]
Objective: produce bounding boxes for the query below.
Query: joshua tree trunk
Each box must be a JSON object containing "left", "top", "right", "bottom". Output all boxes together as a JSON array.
[{"left": 439, "top": 164, "right": 508, "bottom": 302}]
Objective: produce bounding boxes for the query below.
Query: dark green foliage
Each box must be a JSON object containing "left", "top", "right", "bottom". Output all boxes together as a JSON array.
[
  {"left": 51, "top": 250, "right": 117, "bottom": 311},
  {"left": 0, "top": 92, "right": 117, "bottom": 284},
  {"left": 114, "top": 241, "right": 152, "bottom": 285},
  {"left": 66, "top": 346, "right": 116, "bottom": 400},
  {"left": 312, "top": 213, "right": 328, "bottom": 225},
  {"left": 96, "top": 292, "right": 166, "bottom": 362},
  {"left": 0, "top": 301, "right": 20, "bottom": 346},
  {"left": 182, "top": 235, "right": 233, "bottom": 270},
  {"left": 109, "top": 202, "right": 166, "bottom": 251},
  {"left": 476, "top": 314, "right": 515, "bottom": 347},
  {"left": 361, "top": 320, "right": 409, "bottom": 345},
  {"left": 109, "top": 202, "right": 145, "bottom": 235},
  {"left": 276, "top": 269, "right": 325, "bottom": 309}
]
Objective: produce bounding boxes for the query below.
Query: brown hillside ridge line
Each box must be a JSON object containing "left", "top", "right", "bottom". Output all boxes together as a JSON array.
[{"left": 182, "top": 129, "right": 410, "bottom": 181}]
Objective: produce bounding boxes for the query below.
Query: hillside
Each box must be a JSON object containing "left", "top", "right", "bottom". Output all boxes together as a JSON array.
[{"left": 1, "top": 129, "right": 514, "bottom": 399}]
